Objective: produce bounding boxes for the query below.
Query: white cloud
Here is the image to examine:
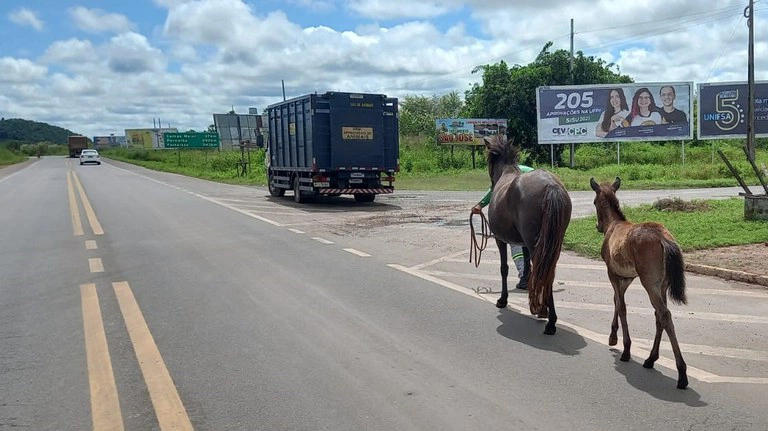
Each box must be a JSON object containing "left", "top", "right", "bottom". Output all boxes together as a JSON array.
[
  {"left": 105, "top": 32, "right": 166, "bottom": 74},
  {"left": 8, "top": 8, "right": 44, "bottom": 31},
  {"left": 347, "top": 0, "right": 460, "bottom": 19},
  {"left": 3, "top": 0, "right": 768, "bottom": 138},
  {"left": 69, "top": 6, "right": 135, "bottom": 34},
  {"left": 0, "top": 57, "right": 47, "bottom": 83}
]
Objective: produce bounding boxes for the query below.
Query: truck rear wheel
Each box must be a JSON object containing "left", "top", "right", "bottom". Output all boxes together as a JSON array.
[
  {"left": 268, "top": 172, "right": 284, "bottom": 197},
  {"left": 354, "top": 194, "right": 376, "bottom": 203}
]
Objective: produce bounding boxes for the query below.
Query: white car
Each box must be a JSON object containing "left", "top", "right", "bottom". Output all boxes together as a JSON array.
[{"left": 79, "top": 149, "right": 101, "bottom": 165}]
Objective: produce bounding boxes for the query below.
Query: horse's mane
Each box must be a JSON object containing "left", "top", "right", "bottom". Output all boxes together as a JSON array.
[
  {"left": 604, "top": 188, "right": 627, "bottom": 221},
  {"left": 485, "top": 135, "right": 519, "bottom": 168}
]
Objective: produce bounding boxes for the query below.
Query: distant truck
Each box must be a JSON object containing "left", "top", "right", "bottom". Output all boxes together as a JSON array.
[
  {"left": 265, "top": 92, "right": 399, "bottom": 203},
  {"left": 67, "top": 135, "right": 89, "bottom": 158}
]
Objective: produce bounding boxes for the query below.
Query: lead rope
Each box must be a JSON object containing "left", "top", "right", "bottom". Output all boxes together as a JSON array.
[{"left": 469, "top": 211, "right": 491, "bottom": 267}]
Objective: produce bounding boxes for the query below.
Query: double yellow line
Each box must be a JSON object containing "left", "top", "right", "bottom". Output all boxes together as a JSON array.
[{"left": 69, "top": 167, "right": 193, "bottom": 430}]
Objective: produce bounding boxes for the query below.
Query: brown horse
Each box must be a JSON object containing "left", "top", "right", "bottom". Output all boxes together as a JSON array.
[
  {"left": 590, "top": 177, "right": 689, "bottom": 389},
  {"left": 484, "top": 136, "right": 572, "bottom": 335}
]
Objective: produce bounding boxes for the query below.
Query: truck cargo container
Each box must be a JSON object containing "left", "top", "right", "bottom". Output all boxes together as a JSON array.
[
  {"left": 67, "top": 135, "right": 89, "bottom": 157},
  {"left": 265, "top": 92, "right": 399, "bottom": 203}
]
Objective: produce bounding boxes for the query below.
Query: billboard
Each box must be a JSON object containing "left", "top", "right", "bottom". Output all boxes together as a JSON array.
[
  {"left": 698, "top": 81, "right": 768, "bottom": 139},
  {"left": 213, "top": 113, "right": 263, "bottom": 148},
  {"left": 124, "top": 128, "right": 178, "bottom": 148},
  {"left": 436, "top": 118, "right": 507, "bottom": 146},
  {"left": 536, "top": 82, "right": 693, "bottom": 143},
  {"left": 93, "top": 135, "right": 120, "bottom": 149}
]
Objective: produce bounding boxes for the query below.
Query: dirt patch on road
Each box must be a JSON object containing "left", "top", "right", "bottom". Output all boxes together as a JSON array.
[{"left": 685, "top": 243, "right": 768, "bottom": 278}]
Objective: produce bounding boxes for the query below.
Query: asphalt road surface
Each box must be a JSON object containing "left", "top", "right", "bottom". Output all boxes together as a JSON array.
[{"left": 1, "top": 157, "right": 766, "bottom": 430}]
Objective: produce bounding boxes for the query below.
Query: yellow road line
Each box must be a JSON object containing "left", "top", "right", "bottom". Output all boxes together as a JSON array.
[
  {"left": 80, "top": 284, "right": 124, "bottom": 431},
  {"left": 72, "top": 171, "right": 104, "bottom": 235},
  {"left": 86, "top": 240, "right": 98, "bottom": 250},
  {"left": 112, "top": 282, "right": 193, "bottom": 430},
  {"left": 67, "top": 171, "right": 84, "bottom": 236},
  {"left": 89, "top": 258, "right": 104, "bottom": 273}
]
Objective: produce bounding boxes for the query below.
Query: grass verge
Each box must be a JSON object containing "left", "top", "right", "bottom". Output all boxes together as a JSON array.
[{"left": 563, "top": 197, "right": 768, "bottom": 258}]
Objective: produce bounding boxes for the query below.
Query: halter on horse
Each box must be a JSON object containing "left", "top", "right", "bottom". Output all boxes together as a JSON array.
[{"left": 483, "top": 135, "right": 572, "bottom": 335}]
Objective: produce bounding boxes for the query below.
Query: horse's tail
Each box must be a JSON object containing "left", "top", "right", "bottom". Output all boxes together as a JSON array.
[
  {"left": 662, "top": 238, "right": 687, "bottom": 305},
  {"left": 528, "top": 184, "right": 572, "bottom": 315}
]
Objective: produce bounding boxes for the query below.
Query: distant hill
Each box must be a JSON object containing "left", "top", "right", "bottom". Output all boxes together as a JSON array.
[{"left": 0, "top": 118, "right": 78, "bottom": 146}]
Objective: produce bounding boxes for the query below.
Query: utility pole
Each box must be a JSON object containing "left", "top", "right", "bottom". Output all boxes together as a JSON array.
[
  {"left": 745, "top": 0, "right": 756, "bottom": 162},
  {"left": 569, "top": 18, "right": 576, "bottom": 168}
]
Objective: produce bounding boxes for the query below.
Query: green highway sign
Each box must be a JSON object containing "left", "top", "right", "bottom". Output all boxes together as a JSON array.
[{"left": 164, "top": 132, "right": 220, "bottom": 148}]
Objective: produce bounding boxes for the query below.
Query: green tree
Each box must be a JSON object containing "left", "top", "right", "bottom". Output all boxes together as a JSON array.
[
  {"left": 399, "top": 91, "right": 464, "bottom": 138},
  {"left": 464, "top": 42, "right": 633, "bottom": 165}
]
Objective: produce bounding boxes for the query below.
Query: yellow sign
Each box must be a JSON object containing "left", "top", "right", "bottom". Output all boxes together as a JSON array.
[
  {"left": 342, "top": 127, "right": 373, "bottom": 140},
  {"left": 289, "top": 123, "right": 296, "bottom": 136},
  {"left": 125, "top": 129, "right": 154, "bottom": 148}
]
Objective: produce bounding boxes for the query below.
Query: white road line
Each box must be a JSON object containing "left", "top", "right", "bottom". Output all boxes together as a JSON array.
[
  {"left": 106, "top": 165, "right": 286, "bottom": 227},
  {"left": 344, "top": 248, "right": 371, "bottom": 257},
  {"left": 312, "top": 237, "right": 334, "bottom": 244},
  {"left": 420, "top": 270, "right": 768, "bottom": 298},
  {"left": 499, "top": 296, "right": 768, "bottom": 324},
  {"left": 85, "top": 240, "right": 98, "bottom": 250},
  {"left": 444, "top": 257, "right": 606, "bottom": 270},
  {"left": 410, "top": 250, "right": 470, "bottom": 270},
  {"left": 288, "top": 228, "right": 305, "bottom": 234},
  {"left": 89, "top": 258, "right": 104, "bottom": 273},
  {"left": 388, "top": 264, "right": 768, "bottom": 385},
  {"left": 0, "top": 164, "right": 33, "bottom": 184}
]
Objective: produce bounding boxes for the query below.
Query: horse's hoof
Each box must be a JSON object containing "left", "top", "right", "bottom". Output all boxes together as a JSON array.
[
  {"left": 608, "top": 335, "right": 618, "bottom": 346},
  {"left": 496, "top": 299, "right": 508, "bottom": 308},
  {"left": 620, "top": 352, "right": 631, "bottom": 362},
  {"left": 515, "top": 283, "right": 527, "bottom": 290},
  {"left": 642, "top": 359, "right": 655, "bottom": 369},
  {"left": 677, "top": 377, "right": 689, "bottom": 390},
  {"left": 543, "top": 325, "right": 556, "bottom": 335}
]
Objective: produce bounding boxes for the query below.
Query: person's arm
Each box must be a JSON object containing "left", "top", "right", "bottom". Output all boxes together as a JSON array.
[{"left": 472, "top": 186, "right": 493, "bottom": 213}]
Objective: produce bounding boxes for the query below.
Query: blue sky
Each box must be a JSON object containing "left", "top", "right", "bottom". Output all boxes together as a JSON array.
[{"left": 1, "top": 0, "right": 766, "bottom": 138}]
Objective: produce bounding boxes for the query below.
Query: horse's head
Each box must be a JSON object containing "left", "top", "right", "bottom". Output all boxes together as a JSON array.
[
  {"left": 590, "top": 177, "right": 623, "bottom": 233},
  {"left": 483, "top": 135, "right": 519, "bottom": 186}
]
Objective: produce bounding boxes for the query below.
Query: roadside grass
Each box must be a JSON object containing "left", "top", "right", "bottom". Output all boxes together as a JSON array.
[
  {"left": 0, "top": 147, "right": 28, "bottom": 166},
  {"left": 103, "top": 147, "right": 267, "bottom": 185},
  {"left": 563, "top": 197, "right": 768, "bottom": 259}
]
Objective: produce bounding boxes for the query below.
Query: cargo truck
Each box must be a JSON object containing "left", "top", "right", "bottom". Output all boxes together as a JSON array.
[
  {"left": 67, "top": 135, "right": 89, "bottom": 158},
  {"left": 265, "top": 92, "right": 399, "bottom": 203}
]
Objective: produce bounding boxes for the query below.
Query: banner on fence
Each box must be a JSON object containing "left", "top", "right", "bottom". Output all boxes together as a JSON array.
[
  {"left": 536, "top": 82, "right": 693, "bottom": 144},
  {"left": 698, "top": 81, "right": 768, "bottom": 139},
  {"left": 435, "top": 118, "right": 507, "bottom": 146}
]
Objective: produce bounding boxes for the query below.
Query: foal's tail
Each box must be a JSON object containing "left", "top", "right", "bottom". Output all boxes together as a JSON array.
[
  {"left": 662, "top": 238, "right": 687, "bottom": 305},
  {"left": 528, "top": 184, "right": 572, "bottom": 315}
]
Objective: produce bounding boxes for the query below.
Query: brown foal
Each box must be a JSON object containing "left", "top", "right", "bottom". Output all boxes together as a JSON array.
[{"left": 590, "top": 177, "right": 689, "bottom": 389}]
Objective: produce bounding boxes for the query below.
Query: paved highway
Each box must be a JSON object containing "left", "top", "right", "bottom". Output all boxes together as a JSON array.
[{"left": 1, "top": 157, "right": 766, "bottom": 430}]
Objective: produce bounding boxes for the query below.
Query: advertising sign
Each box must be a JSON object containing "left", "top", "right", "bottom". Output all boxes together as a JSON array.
[
  {"left": 124, "top": 128, "right": 178, "bottom": 148},
  {"left": 698, "top": 81, "right": 768, "bottom": 139},
  {"left": 536, "top": 82, "right": 693, "bottom": 143},
  {"left": 164, "top": 132, "right": 220, "bottom": 148},
  {"left": 436, "top": 118, "right": 507, "bottom": 146}
]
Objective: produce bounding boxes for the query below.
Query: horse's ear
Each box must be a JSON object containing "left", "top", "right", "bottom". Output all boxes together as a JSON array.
[
  {"left": 612, "top": 177, "right": 621, "bottom": 191},
  {"left": 482, "top": 136, "right": 492, "bottom": 150},
  {"left": 590, "top": 178, "right": 600, "bottom": 192}
]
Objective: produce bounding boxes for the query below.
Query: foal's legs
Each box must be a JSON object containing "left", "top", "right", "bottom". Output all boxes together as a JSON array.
[
  {"left": 495, "top": 239, "right": 509, "bottom": 308},
  {"left": 641, "top": 279, "right": 689, "bottom": 389},
  {"left": 607, "top": 273, "right": 633, "bottom": 361}
]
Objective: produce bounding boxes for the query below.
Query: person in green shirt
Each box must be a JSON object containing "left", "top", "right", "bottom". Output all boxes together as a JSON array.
[{"left": 471, "top": 164, "right": 534, "bottom": 290}]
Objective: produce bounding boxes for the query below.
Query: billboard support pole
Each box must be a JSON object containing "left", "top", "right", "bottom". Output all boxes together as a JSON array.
[
  {"left": 569, "top": 18, "right": 576, "bottom": 169},
  {"left": 745, "top": 0, "right": 756, "bottom": 162}
]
